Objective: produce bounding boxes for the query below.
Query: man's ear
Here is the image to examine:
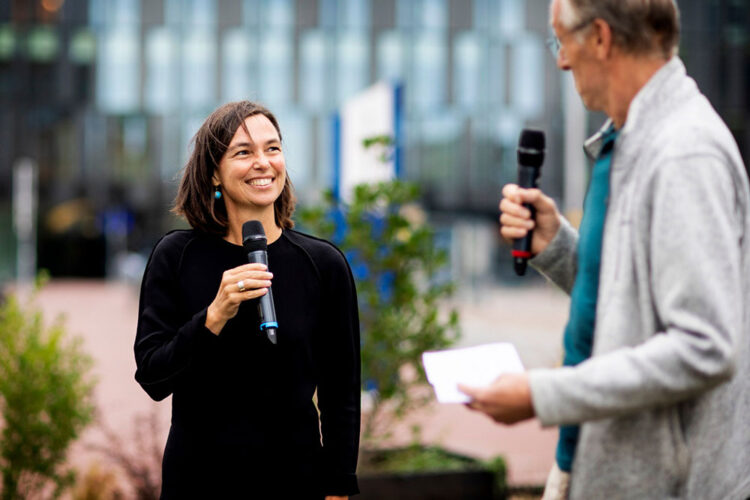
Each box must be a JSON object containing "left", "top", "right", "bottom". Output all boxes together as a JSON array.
[{"left": 591, "top": 18, "right": 613, "bottom": 60}]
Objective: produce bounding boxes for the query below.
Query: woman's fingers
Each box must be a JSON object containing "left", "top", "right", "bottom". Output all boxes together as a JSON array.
[
  {"left": 206, "top": 265, "right": 273, "bottom": 335},
  {"left": 230, "top": 262, "right": 269, "bottom": 274},
  {"left": 222, "top": 265, "right": 272, "bottom": 291},
  {"left": 232, "top": 287, "right": 268, "bottom": 301}
]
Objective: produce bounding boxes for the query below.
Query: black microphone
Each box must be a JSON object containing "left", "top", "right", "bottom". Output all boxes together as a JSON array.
[
  {"left": 512, "top": 129, "right": 546, "bottom": 276},
  {"left": 242, "top": 220, "right": 278, "bottom": 344}
]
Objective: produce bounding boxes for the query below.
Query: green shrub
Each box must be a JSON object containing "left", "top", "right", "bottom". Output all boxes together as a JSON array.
[
  {"left": 0, "top": 279, "right": 96, "bottom": 499},
  {"left": 297, "top": 179, "right": 460, "bottom": 442},
  {"left": 359, "top": 444, "right": 484, "bottom": 474}
]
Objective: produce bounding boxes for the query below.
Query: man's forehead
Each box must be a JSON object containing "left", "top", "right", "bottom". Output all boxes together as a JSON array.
[{"left": 549, "top": 0, "right": 561, "bottom": 27}]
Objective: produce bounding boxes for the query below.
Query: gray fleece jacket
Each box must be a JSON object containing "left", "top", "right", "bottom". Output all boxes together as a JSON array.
[{"left": 529, "top": 57, "right": 750, "bottom": 499}]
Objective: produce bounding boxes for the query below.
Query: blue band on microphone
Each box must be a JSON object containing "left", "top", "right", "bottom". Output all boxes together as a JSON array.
[{"left": 260, "top": 322, "right": 278, "bottom": 331}]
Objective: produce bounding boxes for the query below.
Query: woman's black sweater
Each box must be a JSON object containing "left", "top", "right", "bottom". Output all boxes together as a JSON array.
[{"left": 134, "top": 229, "right": 361, "bottom": 498}]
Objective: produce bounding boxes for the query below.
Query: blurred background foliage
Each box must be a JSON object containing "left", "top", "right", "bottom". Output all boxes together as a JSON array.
[
  {"left": 298, "top": 179, "right": 460, "bottom": 443},
  {"left": 0, "top": 276, "right": 95, "bottom": 499},
  {"left": 2, "top": 0, "right": 747, "bottom": 287}
]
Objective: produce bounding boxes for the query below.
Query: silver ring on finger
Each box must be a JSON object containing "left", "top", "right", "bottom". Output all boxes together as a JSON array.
[{"left": 237, "top": 280, "right": 246, "bottom": 292}]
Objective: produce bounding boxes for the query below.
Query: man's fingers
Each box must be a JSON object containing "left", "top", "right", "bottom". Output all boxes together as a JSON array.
[
  {"left": 458, "top": 383, "right": 480, "bottom": 399},
  {"left": 501, "top": 226, "right": 529, "bottom": 241},
  {"left": 499, "top": 198, "right": 531, "bottom": 219},
  {"left": 501, "top": 183, "right": 521, "bottom": 201},
  {"left": 500, "top": 212, "right": 535, "bottom": 229}
]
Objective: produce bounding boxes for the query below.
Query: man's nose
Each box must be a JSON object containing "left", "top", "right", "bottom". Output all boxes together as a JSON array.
[{"left": 557, "top": 53, "right": 571, "bottom": 71}]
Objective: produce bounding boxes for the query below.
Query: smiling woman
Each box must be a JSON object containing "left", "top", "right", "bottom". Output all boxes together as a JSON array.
[
  {"left": 173, "top": 101, "right": 295, "bottom": 239},
  {"left": 211, "top": 113, "right": 288, "bottom": 241},
  {"left": 134, "top": 101, "right": 361, "bottom": 499}
]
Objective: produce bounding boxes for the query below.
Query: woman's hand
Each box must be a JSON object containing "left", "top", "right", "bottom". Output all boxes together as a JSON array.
[
  {"left": 204, "top": 263, "right": 273, "bottom": 335},
  {"left": 499, "top": 183, "right": 561, "bottom": 256}
]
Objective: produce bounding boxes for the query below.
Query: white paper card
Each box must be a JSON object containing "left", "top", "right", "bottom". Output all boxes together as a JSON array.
[{"left": 421, "top": 342, "right": 525, "bottom": 403}]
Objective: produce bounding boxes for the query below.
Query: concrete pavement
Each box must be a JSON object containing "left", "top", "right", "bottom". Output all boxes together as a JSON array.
[{"left": 28, "top": 279, "right": 569, "bottom": 490}]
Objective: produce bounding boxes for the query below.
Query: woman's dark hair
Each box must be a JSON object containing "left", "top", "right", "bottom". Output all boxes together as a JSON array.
[{"left": 172, "top": 100, "right": 296, "bottom": 235}]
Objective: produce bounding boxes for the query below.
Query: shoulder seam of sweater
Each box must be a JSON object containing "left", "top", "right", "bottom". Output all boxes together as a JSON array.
[
  {"left": 174, "top": 230, "right": 199, "bottom": 276},
  {"left": 282, "top": 230, "right": 323, "bottom": 284}
]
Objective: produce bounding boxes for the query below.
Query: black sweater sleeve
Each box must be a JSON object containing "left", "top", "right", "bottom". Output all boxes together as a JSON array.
[
  {"left": 134, "top": 232, "right": 219, "bottom": 401},
  {"left": 314, "top": 243, "right": 362, "bottom": 496}
]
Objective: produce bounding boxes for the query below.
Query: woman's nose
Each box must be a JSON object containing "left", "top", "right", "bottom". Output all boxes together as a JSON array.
[{"left": 253, "top": 154, "right": 271, "bottom": 169}]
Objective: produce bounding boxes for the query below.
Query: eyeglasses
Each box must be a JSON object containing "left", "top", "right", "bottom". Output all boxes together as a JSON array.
[{"left": 545, "top": 18, "right": 594, "bottom": 59}]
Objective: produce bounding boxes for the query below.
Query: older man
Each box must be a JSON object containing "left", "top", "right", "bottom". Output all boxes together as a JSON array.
[{"left": 460, "top": 0, "right": 750, "bottom": 498}]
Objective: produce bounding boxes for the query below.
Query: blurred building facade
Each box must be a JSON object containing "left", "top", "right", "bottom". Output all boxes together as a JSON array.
[{"left": 1, "top": 0, "right": 748, "bottom": 284}]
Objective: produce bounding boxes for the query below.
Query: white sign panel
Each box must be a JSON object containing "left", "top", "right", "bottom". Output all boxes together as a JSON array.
[{"left": 338, "top": 81, "right": 398, "bottom": 202}]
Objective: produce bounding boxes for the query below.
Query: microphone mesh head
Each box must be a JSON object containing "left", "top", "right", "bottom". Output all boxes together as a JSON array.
[
  {"left": 242, "top": 220, "right": 267, "bottom": 252},
  {"left": 519, "top": 129, "right": 545, "bottom": 151}
]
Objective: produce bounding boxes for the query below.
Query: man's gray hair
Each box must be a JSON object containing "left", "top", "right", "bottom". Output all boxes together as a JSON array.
[{"left": 560, "top": 0, "right": 680, "bottom": 57}]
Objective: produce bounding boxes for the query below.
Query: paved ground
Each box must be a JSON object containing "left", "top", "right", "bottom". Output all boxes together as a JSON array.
[{"left": 28, "top": 279, "right": 569, "bottom": 491}]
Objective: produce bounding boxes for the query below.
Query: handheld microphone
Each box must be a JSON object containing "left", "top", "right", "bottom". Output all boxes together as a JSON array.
[
  {"left": 242, "top": 220, "right": 278, "bottom": 345},
  {"left": 512, "top": 129, "right": 546, "bottom": 276}
]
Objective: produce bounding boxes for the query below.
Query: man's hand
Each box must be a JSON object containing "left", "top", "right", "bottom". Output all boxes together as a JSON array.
[
  {"left": 500, "top": 184, "right": 561, "bottom": 256},
  {"left": 458, "top": 373, "right": 535, "bottom": 425}
]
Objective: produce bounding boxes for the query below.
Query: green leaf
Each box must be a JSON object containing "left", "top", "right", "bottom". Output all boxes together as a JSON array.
[
  {"left": 0, "top": 283, "right": 95, "bottom": 499},
  {"left": 296, "top": 176, "right": 461, "bottom": 444}
]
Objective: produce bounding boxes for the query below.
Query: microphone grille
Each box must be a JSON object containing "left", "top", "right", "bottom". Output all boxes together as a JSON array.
[
  {"left": 242, "top": 220, "right": 267, "bottom": 253},
  {"left": 519, "top": 129, "right": 545, "bottom": 151}
]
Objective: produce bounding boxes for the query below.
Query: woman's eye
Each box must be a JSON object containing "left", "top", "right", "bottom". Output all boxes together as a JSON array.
[{"left": 235, "top": 150, "right": 249, "bottom": 157}]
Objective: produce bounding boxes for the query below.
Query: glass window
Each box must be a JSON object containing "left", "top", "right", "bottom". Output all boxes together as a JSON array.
[
  {"left": 413, "top": 31, "right": 446, "bottom": 111},
  {"left": 259, "top": 32, "right": 293, "bottom": 106},
  {"left": 96, "top": 27, "right": 140, "bottom": 113},
  {"left": 145, "top": 27, "right": 177, "bottom": 114},
  {"left": 93, "top": 0, "right": 141, "bottom": 114},
  {"left": 187, "top": 0, "right": 217, "bottom": 27},
  {"left": 316, "top": 116, "right": 333, "bottom": 189},
  {"left": 91, "top": 0, "right": 140, "bottom": 26},
  {"left": 420, "top": 0, "right": 446, "bottom": 31},
  {"left": 510, "top": 34, "right": 544, "bottom": 119},
  {"left": 182, "top": 113, "right": 209, "bottom": 167},
  {"left": 242, "top": 0, "right": 261, "bottom": 26},
  {"left": 222, "top": 29, "right": 255, "bottom": 103},
  {"left": 337, "top": 31, "right": 369, "bottom": 101},
  {"left": 300, "top": 30, "right": 328, "bottom": 111},
  {"left": 421, "top": 111, "right": 461, "bottom": 143},
  {"left": 453, "top": 32, "right": 482, "bottom": 110},
  {"left": 497, "top": 0, "right": 523, "bottom": 38},
  {"left": 318, "top": 0, "right": 337, "bottom": 29},
  {"left": 396, "top": 0, "right": 414, "bottom": 29},
  {"left": 377, "top": 30, "right": 403, "bottom": 82},
  {"left": 275, "top": 110, "right": 312, "bottom": 191},
  {"left": 488, "top": 41, "right": 506, "bottom": 108},
  {"left": 182, "top": 29, "right": 217, "bottom": 110},
  {"left": 340, "top": 0, "right": 370, "bottom": 30},
  {"left": 264, "top": 0, "right": 294, "bottom": 30},
  {"left": 495, "top": 109, "right": 521, "bottom": 148},
  {"left": 472, "top": 0, "right": 490, "bottom": 31}
]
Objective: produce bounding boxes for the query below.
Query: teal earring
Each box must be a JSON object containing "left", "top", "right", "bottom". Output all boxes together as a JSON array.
[{"left": 214, "top": 187, "right": 222, "bottom": 200}]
